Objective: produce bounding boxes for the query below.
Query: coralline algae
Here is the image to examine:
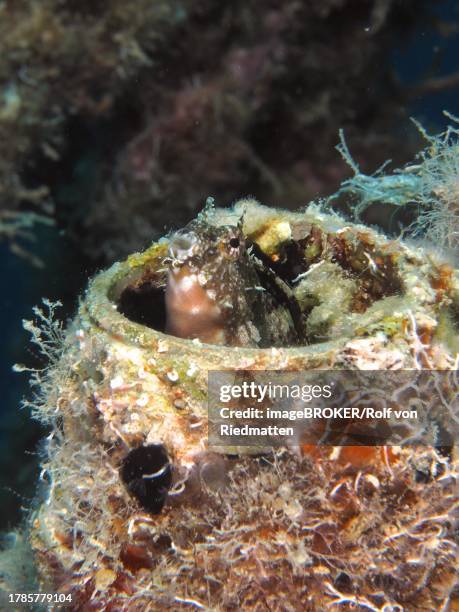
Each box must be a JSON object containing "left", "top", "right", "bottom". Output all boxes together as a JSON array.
[{"left": 26, "top": 200, "right": 458, "bottom": 609}]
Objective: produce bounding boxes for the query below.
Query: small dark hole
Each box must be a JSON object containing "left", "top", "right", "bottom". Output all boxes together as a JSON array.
[
  {"left": 415, "top": 469, "right": 431, "bottom": 484},
  {"left": 118, "top": 283, "right": 166, "bottom": 331},
  {"left": 120, "top": 444, "right": 172, "bottom": 514},
  {"left": 334, "top": 572, "right": 353, "bottom": 592}
]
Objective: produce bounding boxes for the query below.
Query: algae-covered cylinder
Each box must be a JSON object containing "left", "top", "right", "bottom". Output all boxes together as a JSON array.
[{"left": 30, "top": 201, "right": 459, "bottom": 610}]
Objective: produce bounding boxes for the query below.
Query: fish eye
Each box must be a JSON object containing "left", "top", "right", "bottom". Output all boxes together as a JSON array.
[{"left": 229, "top": 237, "right": 240, "bottom": 249}]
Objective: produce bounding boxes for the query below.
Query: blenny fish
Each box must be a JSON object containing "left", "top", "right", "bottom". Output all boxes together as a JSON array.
[{"left": 165, "top": 211, "right": 301, "bottom": 347}]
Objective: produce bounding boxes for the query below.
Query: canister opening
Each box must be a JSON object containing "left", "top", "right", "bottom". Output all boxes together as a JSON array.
[{"left": 112, "top": 221, "right": 405, "bottom": 349}]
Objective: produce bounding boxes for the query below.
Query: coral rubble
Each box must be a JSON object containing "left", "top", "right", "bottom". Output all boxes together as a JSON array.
[{"left": 26, "top": 200, "right": 459, "bottom": 609}]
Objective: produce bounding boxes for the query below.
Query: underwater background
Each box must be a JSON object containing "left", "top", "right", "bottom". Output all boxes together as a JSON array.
[{"left": 1, "top": 0, "right": 459, "bottom": 531}]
